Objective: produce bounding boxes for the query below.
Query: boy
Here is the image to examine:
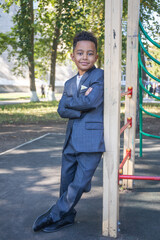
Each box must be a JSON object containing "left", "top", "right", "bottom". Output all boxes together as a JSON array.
[{"left": 33, "top": 31, "right": 105, "bottom": 233}]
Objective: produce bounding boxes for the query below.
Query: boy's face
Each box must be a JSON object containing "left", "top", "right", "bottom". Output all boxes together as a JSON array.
[{"left": 71, "top": 40, "right": 98, "bottom": 76}]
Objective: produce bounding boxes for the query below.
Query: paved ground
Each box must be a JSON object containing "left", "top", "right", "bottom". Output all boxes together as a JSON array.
[{"left": 0, "top": 133, "right": 160, "bottom": 240}]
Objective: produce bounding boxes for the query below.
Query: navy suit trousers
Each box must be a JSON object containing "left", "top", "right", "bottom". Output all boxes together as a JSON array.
[{"left": 50, "top": 136, "right": 102, "bottom": 222}]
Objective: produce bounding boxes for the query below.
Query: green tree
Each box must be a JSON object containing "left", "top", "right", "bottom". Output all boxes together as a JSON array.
[
  {"left": 0, "top": 0, "right": 159, "bottom": 102},
  {"left": 0, "top": 0, "right": 39, "bottom": 101},
  {"left": 35, "top": 0, "right": 90, "bottom": 100},
  {"left": 83, "top": 0, "right": 105, "bottom": 68},
  {"left": 32, "top": 0, "right": 160, "bottom": 102},
  {"left": 34, "top": 0, "right": 105, "bottom": 100}
]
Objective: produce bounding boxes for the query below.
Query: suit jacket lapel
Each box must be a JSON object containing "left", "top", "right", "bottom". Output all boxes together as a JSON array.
[{"left": 68, "top": 75, "right": 77, "bottom": 96}]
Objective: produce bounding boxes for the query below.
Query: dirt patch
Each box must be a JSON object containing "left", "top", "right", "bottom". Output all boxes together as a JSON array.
[{"left": 0, "top": 117, "right": 159, "bottom": 154}]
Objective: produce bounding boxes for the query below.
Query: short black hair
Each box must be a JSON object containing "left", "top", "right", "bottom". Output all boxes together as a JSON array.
[{"left": 73, "top": 31, "right": 97, "bottom": 51}]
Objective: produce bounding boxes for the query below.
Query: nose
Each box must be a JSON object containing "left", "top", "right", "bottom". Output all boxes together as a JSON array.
[{"left": 82, "top": 53, "right": 88, "bottom": 60}]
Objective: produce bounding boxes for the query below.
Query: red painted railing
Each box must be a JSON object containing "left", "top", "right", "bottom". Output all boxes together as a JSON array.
[
  {"left": 118, "top": 148, "right": 160, "bottom": 184},
  {"left": 119, "top": 149, "right": 131, "bottom": 172},
  {"left": 121, "top": 87, "right": 133, "bottom": 98},
  {"left": 120, "top": 117, "right": 132, "bottom": 135},
  {"left": 119, "top": 85, "right": 160, "bottom": 184},
  {"left": 119, "top": 175, "right": 160, "bottom": 181}
]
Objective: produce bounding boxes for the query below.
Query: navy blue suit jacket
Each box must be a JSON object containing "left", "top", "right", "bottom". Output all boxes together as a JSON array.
[{"left": 57, "top": 66, "right": 105, "bottom": 153}]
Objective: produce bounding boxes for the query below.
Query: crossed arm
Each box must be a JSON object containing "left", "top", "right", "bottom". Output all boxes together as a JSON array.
[
  {"left": 57, "top": 76, "right": 104, "bottom": 119},
  {"left": 57, "top": 94, "right": 82, "bottom": 119}
]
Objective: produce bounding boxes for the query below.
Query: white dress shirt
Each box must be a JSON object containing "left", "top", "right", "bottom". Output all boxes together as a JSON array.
[{"left": 76, "top": 75, "right": 83, "bottom": 89}]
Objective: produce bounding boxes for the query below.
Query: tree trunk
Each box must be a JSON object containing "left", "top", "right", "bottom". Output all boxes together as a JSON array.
[
  {"left": 49, "top": 26, "right": 60, "bottom": 101},
  {"left": 49, "top": 0, "right": 62, "bottom": 101},
  {"left": 28, "top": 0, "right": 39, "bottom": 102}
]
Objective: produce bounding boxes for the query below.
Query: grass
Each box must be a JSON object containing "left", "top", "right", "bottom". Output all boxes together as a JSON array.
[
  {"left": 0, "top": 92, "right": 63, "bottom": 101},
  {"left": 0, "top": 92, "right": 30, "bottom": 101},
  {"left": 0, "top": 95, "right": 159, "bottom": 124},
  {"left": 0, "top": 101, "right": 65, "bottom": 124},
  {"left": 143, "top": 103, "right": 160, "bottom": 114}
]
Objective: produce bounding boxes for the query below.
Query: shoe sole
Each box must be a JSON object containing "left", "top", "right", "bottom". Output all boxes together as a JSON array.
[{"left": 42, "top": 222, "right": 74, "bottom": 233}]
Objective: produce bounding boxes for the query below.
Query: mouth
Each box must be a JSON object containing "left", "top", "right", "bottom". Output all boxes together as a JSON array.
[{"left": 80, "top": 62, "right": 89, "bottom": 66}]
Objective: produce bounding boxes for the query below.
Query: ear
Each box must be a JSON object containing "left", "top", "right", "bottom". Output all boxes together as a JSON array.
[
  {"left": 70, "top": 53, "right": 75, "bottom": 61},
  {"left": 94, "top": 54, "right": 98, "bottom": 63}
]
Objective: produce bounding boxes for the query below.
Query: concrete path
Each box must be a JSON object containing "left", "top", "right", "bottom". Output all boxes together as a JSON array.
[{"left": 0, "top": 133, "right": 160, "bottom": 240}]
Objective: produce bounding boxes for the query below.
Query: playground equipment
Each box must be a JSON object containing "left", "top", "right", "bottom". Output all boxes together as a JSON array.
[
  {"left": 119, "top": 22, "right": 160, "bottom": 187},
  {"left": 103, "top": 0, "right": 160, "bottom": 238},
  {"left": 138, "top": 20, "right": 160, "bottom": 157}
]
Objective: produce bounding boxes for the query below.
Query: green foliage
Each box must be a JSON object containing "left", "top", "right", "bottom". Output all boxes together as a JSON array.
[
  {"left": 0, "top": 1, "right": 35, "bottom": 76},
  {"left": 0, "top": 32, "right": 16, "bottom": 54},
  {"left": 139, "top": 1, "right": 160, "bottom": 85},
  {"left": 122, "top": 0, "right": 160, "bottom": 69},
  {"left": 140, "top": 0, "right": 160, "bottom": 36},
  {"left": 34, "top": 0, "right": 105, "bottom": 73},
  {"left": 34, "top": 0, "right": 93, "bottom": 78},
  {"left": 84, "top": 0, "right": 105, "bottom": 67},
  {"left": 0, "top": 1, "right": 19, "bottom": 12},
  {"left": 145, "top": 43, "right": 160, "bottom": 79},
  {"left": 0, "top": 0, "right": 159, "bottom": 78}
]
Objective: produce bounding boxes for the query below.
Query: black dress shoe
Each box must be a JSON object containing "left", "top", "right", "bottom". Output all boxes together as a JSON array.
[
  {"left": 42, "top": 218, "right": 74, "bottom": 233},
  {"left": 33, "top": 210, "right": 54, "bottom": 232}
]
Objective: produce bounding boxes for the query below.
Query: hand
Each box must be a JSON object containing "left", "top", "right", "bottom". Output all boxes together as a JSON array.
[{"left": 85, "top": 87, "right": 93, "bottom": 96}]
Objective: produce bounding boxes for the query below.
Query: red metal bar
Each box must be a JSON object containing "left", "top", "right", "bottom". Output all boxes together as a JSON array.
[
  {"left": 119, "top": 175, "right": 160, "bottom": 181},
  {"left": 119, "top": 149, "right": 131, "bottom": 170},
  {"left": 121, "top": 87, "right": 133, "bottom": 98},
  {"left": 120, "top": 122, "right": 130, "bottom": 134},
  {"left": 121, "top": 91, "right": 131, "bottom": 97},
  {"left": 120, "top": 117, "right": 132, "bottom": 135}
]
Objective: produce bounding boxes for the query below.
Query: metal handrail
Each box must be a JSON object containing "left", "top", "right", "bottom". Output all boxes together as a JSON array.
[
  {"left": 139, "top": 74, "right": 160, "bottom": 100},
  {"left": 139, "top": 104, "right": 160, "bottom": 119},
  {"left": 138, "top": 21, "right": 160, "bottom": 156},
  {"left": 139, "top": 20, "right": 160, "bottom": 49},
  {"left": 140, "top": 130, "right": 160, "bottom": 139},
  {"left": 138, "top": 53, "right": 160, "bottom": 82},
  {"left": 138, "top": 34, "right": 160, "bottom": 65}
]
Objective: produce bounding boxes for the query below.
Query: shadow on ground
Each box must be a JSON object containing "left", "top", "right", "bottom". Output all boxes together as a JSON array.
[{"left": 0, "top": 134, "right": 160, "bottom": 240}]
